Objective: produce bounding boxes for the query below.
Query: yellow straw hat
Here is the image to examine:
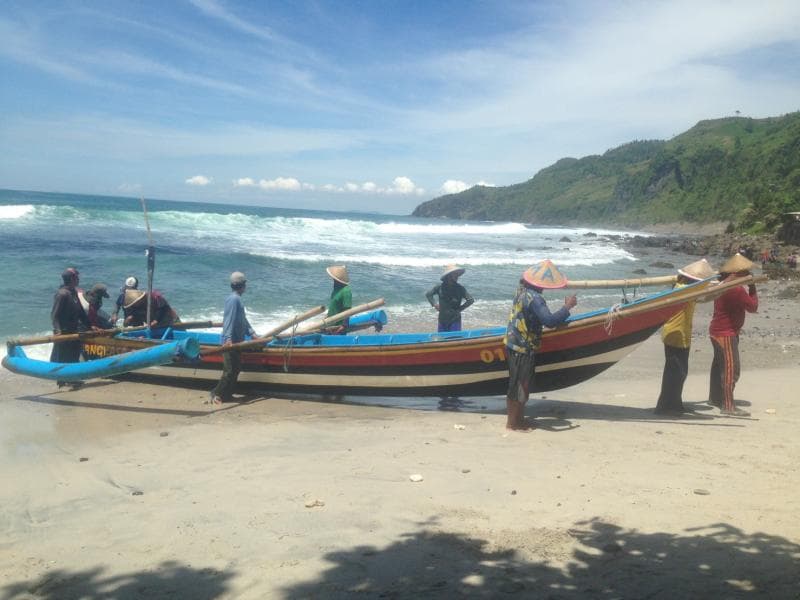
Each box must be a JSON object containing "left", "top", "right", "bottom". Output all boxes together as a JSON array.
[
  {"left": 441, "top": 264, "right": 465, "bottom": 281},
  {"left": 677, "top": 258, "right": 715, "bottom": 281},
  {"left": 720, "top": 253, "right": 754, "bottom": 274},
  {"left": 326, "top": 265, "right": 350, "bottom": 284},
  {"left": 123, "top": 289, "right": 147, "bottom": 309},
  {"left": 522, "top": 259, "right": 568, "bottom": 289}
]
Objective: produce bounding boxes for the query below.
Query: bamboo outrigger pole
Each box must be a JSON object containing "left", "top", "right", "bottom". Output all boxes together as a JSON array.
[
  {"left": 561, "top": 275, "right": 766, "bottom": 332},
  {"left": 565, "top": 275, "right": 677, "bottom": 289},
  {"left": 281, "top": 298, "right": 386, "bottom": 337},
  {"left": 201, "top": 305, "right": 327, "bottom": 356},
  {"left": 5, "top": 320, "right": 224, "bottom": 349}
]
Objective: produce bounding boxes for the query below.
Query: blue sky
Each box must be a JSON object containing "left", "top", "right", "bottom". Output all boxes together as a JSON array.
[{"left": 1, "top": 0, "right": 799, "bottom": 214}]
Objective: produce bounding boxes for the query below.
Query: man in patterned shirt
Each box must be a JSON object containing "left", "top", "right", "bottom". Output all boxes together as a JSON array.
[{"left": 504, "top": 260, "right": 576, "bottom": 430}]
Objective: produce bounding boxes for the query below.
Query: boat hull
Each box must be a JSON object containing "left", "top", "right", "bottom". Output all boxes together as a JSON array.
[{"left": 80, "top": 296, "right": 682, "bottom": 396}]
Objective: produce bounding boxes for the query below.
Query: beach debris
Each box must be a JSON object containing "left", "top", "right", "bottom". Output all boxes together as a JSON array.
[
  {"left": 304, "top": 499, "right": 325, "bottom": 508},
  {"left": 461, "top": 469, "right": 471, "bottom": 474},
  {"left": 765, "top": 408, "right": 777, "bottom": 414},
  {"left": 511, "top": 490, "right": 517, "bottom": 495},
  {"left": 159, "top": 431, "right": 169, "bottom": 437},
  {"left": 453, "top": 424, "right": 466, "bottom": 430},
  {"left": 693, "top": 489, "right": 711, "bottom": 496},
  {"left": 132, "top": 491, "right": 144, "bottom": 496},
  {"left": 79, "top": 457, "right": 89, "bottom": 462},
  {"left": 409, "top": 474, "right": 424, "bottom": 483}
]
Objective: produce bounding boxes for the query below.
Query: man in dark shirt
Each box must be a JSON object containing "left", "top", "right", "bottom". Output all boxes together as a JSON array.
[
  {"left": 426, "top": 265, "right": 474, "bottom": 332},
  {"left": 84, "top": 283, "right": 114, "bottom": 329},
  {"left": 50, "top": 267, "right": 90, "bottom": 388}
]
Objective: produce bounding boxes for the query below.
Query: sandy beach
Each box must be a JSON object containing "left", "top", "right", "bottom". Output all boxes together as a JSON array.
[{"left": 1, "top": 281, "right": 799, "bottom": 599}]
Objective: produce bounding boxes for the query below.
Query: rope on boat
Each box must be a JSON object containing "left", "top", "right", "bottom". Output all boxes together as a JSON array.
[
  {"left": 282, "top": 321, "right": 299, "bottom": 372},
  {"left": 603, "top": 302, "right": 624, "bottom": 336}
]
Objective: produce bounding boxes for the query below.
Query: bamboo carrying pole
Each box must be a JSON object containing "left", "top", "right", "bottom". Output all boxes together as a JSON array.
[
  {"left": 280, "top": 298, "right": 386, "bottom": 337},
  {"left": 200, "top": 305, "right": 326, "bottom": 356},
  {"left": 561, "top": 274, "right": 766, "bottom": 332},
  {"left": 6, "top": 320, "right": 224, "bottom": 348},
  {"left": 6, "top": 325, "right": 150, "bottom": 348},
  {"left": 565, "top": 275, "right": 677, "bottom": 289}
]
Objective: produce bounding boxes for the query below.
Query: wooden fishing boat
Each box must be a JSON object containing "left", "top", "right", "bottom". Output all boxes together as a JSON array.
[{"left": 69, "top": 282, "right": 711, "bottom": 396}]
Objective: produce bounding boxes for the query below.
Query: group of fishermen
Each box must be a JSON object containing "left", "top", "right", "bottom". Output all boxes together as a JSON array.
[
  {"left": 424, "top": 252, "right": 758, "bottom": 429},
  {"left": 50, "top": 251, "right": 759, "bottom": 427}
]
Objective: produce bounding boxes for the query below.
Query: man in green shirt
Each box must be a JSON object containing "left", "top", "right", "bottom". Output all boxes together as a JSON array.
[{"left": 326, "top": 265, "right": 352, "bottom": 333}]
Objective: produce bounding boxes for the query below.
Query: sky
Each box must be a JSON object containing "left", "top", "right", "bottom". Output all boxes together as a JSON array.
[{"left": 1, "top": 0, "right": 799, "bottom": 214}]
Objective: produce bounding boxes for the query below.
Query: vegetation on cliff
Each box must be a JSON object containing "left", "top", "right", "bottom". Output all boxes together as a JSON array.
[{"left": 413, "top": 113, "right": 800, "bottom": 233}]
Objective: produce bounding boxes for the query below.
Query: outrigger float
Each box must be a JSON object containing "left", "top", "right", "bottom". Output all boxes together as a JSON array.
[{"left": 2, "top": 275, "right": 763, "bottom": 397}]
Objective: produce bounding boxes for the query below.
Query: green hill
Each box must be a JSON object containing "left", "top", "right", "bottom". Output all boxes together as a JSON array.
[{"left": 412, "top": 112, "right": 800, "bottom": 233}]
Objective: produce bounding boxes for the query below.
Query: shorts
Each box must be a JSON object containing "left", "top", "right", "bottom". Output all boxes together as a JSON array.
[{"left": 507, "top": 348, "right": 535, "bottom": 404}]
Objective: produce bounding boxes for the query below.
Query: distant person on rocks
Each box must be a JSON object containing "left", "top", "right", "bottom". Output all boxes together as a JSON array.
[
  {"left": 111, "top": 276, "right": 138, "bottom": 325},
  {"left": 655, "top": 259, "right": 715, "bottom": 415},
  {"left": 787, "top": 253, "right": 798, "bottom": 269},
  {"left": 504, "top": 260, "right": 577, "bottom": 431},
  {"left": 122, "top": 289, "right": 179, "bottom": 328},
  {"left": 760, "top": 249, "right": 770, "bottom": 266},
  {"left": 83, "top": 283, "right": 114, "bottom": 329},
  {"left": 326, "top": 265, "right": 352, "bottom": 334},
  {"left": 211, "top": 271, "right": 258, "bottom": 405},
  {"left": 708, "top": 253, "right": 758, "bottom": 417},
  {"left": 50, "top": 267, "right": 90, "bottom": 389},
  {"left": 426, "top": 264, "right": 475, "bottom": 332}
]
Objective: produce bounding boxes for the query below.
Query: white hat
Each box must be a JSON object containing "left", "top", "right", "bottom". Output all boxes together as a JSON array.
[
  {"left": 125, "top": 276, "right": 138, "bottom": 288},
  {"left": 677, "top": 259, "right": 715, "bottom": 281},
  {"left": 441, "top": 264, "right": 466, "bottom": 281},
  {"left": 326, "top": 265, "right": 349, "bottom": 284}
]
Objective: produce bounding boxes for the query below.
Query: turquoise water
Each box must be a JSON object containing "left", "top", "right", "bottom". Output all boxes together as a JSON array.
[{"left": 0, "top": 189, "right": 667, "bottom": 351}]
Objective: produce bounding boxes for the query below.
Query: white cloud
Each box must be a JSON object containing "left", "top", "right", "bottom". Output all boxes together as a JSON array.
[
  {"left": 388, "top": 176, "right": 424, "bottom": 196},
  {"left": 362, "top": 181, "right": 378, "bottom": 192},
  {"left": 186, "top": 175, "right": 212, "bottom": 186},
  {"left": 440, "top": 180, "right": 469, "bottom": 195},
  {"left": 234, "top": 177, "right": 255, "bottom": 187},
  {"left": 475, "top": 180, "right": 496, "bottom": 187},
  {"left": 258, "top": 177, "right": 301, "bottom": 191}
]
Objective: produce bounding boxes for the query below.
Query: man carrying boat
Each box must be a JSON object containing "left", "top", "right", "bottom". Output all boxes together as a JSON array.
[
  {"left": 84, "top": 283, "right": 114, "bottom": 330},
  {"left": 122, "top": 289, "right": 179, "bottom": 328},
  {"left": 211, "top": 271, "right": 258, "bottom": 405},
  {"left": 426, "top": 264, "right": 474, "bottom": 332},
  {"left": 708, "top": 253, "right": 758, "bottom": 417},
  {"left": 326, "top": 265, "right": 352, "bottom": 334},
  {"left": 655, "top": 259, "right": 715, "bottom": 415},
  {"left": 111, "top": 276, "right": 138, "bottom": 325},
  {"left": 504, "top": 260, "right": 576, "bottom": 430},
  {"left": 50, "top": 267, "right": 89, "bottom": 389}
]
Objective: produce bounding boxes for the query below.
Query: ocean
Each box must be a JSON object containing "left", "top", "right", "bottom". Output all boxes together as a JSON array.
[{"left": 0, "top": 189, "right": 668, "bottom": 360}]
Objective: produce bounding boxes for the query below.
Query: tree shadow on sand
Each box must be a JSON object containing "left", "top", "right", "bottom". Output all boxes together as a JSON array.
[
  {"left": 281, "top": 519, "right": 800, "bottom": 599},
  {"left": 0, "top": 561, "right": 233, "bottom": 600}
]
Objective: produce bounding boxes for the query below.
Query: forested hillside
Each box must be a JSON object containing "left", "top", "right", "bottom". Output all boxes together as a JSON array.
[{"left": 413, "top": 113, "right": 800, "bottom": 233}]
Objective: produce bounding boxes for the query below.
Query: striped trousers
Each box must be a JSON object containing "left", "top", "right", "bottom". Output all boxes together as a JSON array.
[{"left": 709, "top": 335, "right": 740, "bottom": 411}]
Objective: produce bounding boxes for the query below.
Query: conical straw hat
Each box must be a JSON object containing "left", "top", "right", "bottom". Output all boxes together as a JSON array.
[
  {"left": 123, "top": 289, "right": 146, "bottom": 309},
  {"left": 720, "top": 253, "right": 754, "bottom": 274},
  {"left": 441, "top": 264, "right": 465, "bottom": 281},
  {"left": 522, "top": 259, "right": 568, "bottom": 289},
  {"left": 677, "top": 258, "right": 715, "bottom": 281},
  {"left": 326, "top": 265, "right": 349, "bottom": 284}
]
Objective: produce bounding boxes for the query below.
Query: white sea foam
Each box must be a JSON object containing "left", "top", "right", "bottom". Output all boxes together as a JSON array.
[{"left": 0, "top": 204, "right": 35, "bottom": 220}]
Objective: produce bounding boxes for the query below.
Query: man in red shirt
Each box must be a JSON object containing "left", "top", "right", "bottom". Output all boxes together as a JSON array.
[{"left": 708, "top": 253, "right": 758, "bottom": 416}]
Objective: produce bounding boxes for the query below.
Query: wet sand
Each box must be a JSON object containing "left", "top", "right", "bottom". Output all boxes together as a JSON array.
[{"left": 1, "top": 283, "right": 799, "bottom": 598}]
